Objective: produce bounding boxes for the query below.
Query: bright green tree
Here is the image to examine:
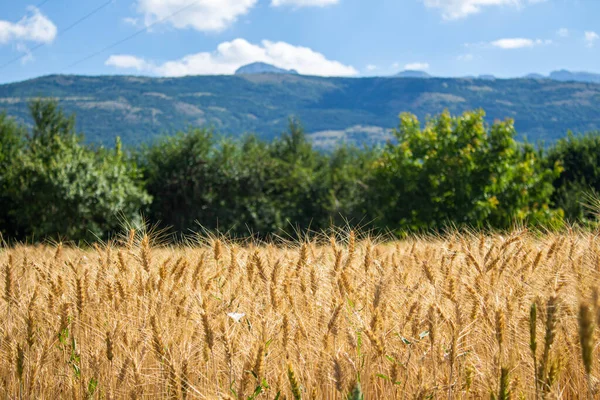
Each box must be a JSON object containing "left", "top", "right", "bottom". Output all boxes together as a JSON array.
[{"left": 368, "top": 109, "right": 561, "bottom": 232}]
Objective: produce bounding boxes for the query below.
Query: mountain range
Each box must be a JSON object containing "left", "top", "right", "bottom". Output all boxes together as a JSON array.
[
  {"left": 239, "top": 62, "right": 600, "bottom": 84},
  {"left": 393, "top": 69, "right": 600, "bottom": 83},
  {"left": 0, "top": 67, "right": 599, "bottom": 148}
]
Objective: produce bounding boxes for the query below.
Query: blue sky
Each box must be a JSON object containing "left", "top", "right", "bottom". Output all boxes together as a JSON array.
[{"left": 0, "top": 0, "right": 598, "bottom": 83}]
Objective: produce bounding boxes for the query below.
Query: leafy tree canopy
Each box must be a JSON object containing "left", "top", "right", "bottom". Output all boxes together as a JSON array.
[
  {"left": 368, "top": 110, "right": 562, "bottom": 233},
  {"left": 1, "top": 100, "right": 150, "bottom": 243}
]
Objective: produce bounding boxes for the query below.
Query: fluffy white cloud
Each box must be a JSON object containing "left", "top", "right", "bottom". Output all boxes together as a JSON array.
[
  {"left": 490, "top": 38, "right": 551, "bottom": 49},
  {"left": 404, "top": 62, "right": 430, "bottom": 71},
  {"left": 135, "top": 0, "right": 257, "bottom": 32},
  {"left": 271, "top": 0, "right": 339, "bottom": 6},
  {"left": 423, "top": 0, "right": 543, "bottom": 20},
  {"left": 557, "top": 28, "right": 569, "bottom": 38},
  {"left": 105, "top": 38, "right": 358, "bottom": 77},
  {"left": 0, "top": 7, "right": 57, "bottom": 44},
  {"left": 366, "top": 64, "right": 377, "bottom": 71},
  {"left": 585, "top": 31, "right": 599, "bottom": 47}
]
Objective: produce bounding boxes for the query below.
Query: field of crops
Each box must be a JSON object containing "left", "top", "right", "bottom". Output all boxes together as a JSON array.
[{"left": 1, "top": 230, "right": 599, "bottom": 399}]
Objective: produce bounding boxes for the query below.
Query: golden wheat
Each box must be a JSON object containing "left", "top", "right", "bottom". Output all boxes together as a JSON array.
[{"left": 1, "top": 231, "right": 600, "bottom": 398}]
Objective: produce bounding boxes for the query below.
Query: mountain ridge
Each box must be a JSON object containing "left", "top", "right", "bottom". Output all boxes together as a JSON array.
[
  {"left": 1, "top": 73, "right": 599, "bottom": 148},
  {"left": 235, "top": 62, "right": 299, "bottom": 75},
  {"left": 546, "top": 69, "right": 600, "bottom": 83},
  {"left": 395, "top": 70, "right": 432, "bottom": 78},
  {"left": 390, "top": 69, "right": 600, "bottom": 83}
]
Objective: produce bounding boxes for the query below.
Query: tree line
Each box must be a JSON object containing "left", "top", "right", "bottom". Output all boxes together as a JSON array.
[{"left": 0, "top": 100, "right": 598, "bottom": 243}]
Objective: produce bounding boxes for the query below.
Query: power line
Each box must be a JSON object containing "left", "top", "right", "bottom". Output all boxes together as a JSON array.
[
  {"left": 0, "top": 0, "right": 114, "bottom": 71},
  {"left": 61, "top": 1, "right": 202, "bottom": 72},
  {"left": 56, "top": 0, "right": 114, "bottom": 36}
]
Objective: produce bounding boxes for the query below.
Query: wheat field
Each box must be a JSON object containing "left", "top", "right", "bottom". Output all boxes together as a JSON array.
[{"left": 1, "top": 230, "right": 600, "bottom": 399}]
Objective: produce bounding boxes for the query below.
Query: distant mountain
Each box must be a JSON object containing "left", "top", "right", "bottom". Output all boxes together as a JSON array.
[
  {"left": 548, "top": 69, "right": 600, "bottom": 83},
  {"left": 1, "top": 74, "right": 600, "bottom": 148},
  {"left": 525, "top": 73, "right": 546, "bottom": 80},
  {"left": 395, "top": 70, "right": 431, "bottom": 78},
  {"left": 389, "top": 69, "right": 600, "bottom": 83},
  {"left": 235, "top": 62, "right": 298, "bottom": 75},
  {"left": 521, "top": 70, "right": 600, "bottom": 83}
]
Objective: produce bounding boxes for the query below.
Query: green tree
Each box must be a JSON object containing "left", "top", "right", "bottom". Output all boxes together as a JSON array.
[
  {"left": 0, "top": 113, "right": 26, "bottom": 239},
  {"left": 368, "top": 110, "right": 561, "bottom": 233},
  {"left": 140, "top": 128, "right": 216, "bottom": 235},
  {"left": 206, "top": 134, "right": 290, "bottom": 235},
  {"left": 545, "top": 132, "right": 600, "bottom": 223},
  {"left": 316, "top": 144, "right": 378, "bottom": 229},
  {"left": 6, "top": 100, "right": 150, "bottom": 242},
  {"left": 266, "top": 119, "right": 326, "bottom": 233},
  {"left": 140, "top": 120, "right": 330, "bottom": 237}
]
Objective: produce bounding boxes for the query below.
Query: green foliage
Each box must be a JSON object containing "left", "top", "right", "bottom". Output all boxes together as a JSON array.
[
  {"left": 29, "top": 99, "right": 77, "bottom": 151},
  {"left": 347, "top": 381, "right": 365, "bottom": 400},
  {"left": 0, "top": 113, "right": 26, "bottom": 239},
  {"left": 5, "top": 102, "right": 600, "bottom": 242},
  {"left": 545, "top": 132, "right": 600, "bottom": 223},
  {"left": 139, "top": 127, "right": 215, "bottom": 235},
  {"left": 69, "top": 336, "right": 81, "bottom": 379},
  {"left": 87, "top": 378, "right": 98, "bottom": 399},
  {"left": 368, "top": 110, "right": 561, "bottom": 232},
  {"left": 318, "top": 145, "right": 378, "bottom": 228},
  {"left": 140, "top": 119, "right": 373, "bottom": 237},
  {"left": 2, "top": 100, "right": 150, "bottom": 242}
]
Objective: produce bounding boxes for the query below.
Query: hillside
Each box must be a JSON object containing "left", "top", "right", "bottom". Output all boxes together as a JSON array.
[{"left": 1, "top": 73, "right": 600, "bottom": 147}]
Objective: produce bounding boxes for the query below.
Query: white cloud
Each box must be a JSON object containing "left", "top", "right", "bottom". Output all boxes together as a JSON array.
[
  {"left": 271, "top": 0, "right": 339, "bottom": 6},
  {"left": 105, "top": 38, "right": 358, "bottom": 77},
  {"left": 490, "top": 38, "right": 551, "bottom": 49},
  {"left": 585, "top": 31, "right": 599, "bottom": 47},
  {"left": 557, "top": 28, "right": 569, "bottom": 38},
  {"left": 106, "top": 55, "right": 151, "bottom": 71},
  {"left": 404, "top": 62, "right": 429, "bottom": 71},
  {"left": 366, "top": 64, "right": 377, "bottom": 71},
  {"left": 457, "top": 53, "right": 474, "bottom": 61},
  {"left": 0, "top": 6, "right": 57, "bottom": 45},
  {"left": 391, "top": 62, "right": 400, "bottom": 69},
  {"left": 15, "top": 43, "right": 34, "bottom": 64},
  {"left": 135, "top": 0, "right": 257, "bottom": 32},
  {"left": 423, "top": 0, "right": 543, "bottom": 20}
]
